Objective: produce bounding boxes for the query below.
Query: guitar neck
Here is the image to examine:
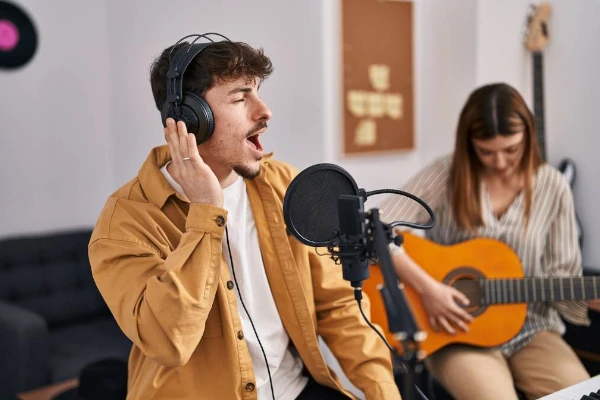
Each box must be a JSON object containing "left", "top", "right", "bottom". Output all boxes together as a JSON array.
[
  {"left": 533, "top": 51, "right": 547, "bottom": 161},
  {"left": 485, "top": 276, "right": 600, "bottom": 304}
]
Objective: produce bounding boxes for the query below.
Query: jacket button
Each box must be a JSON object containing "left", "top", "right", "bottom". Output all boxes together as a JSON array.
[
  {"left": 226, "top": 281, "right": 234, "bottom": 290},
  {"left": 244, "top": 382, "right": 255, "bottom": 392},
  {"left": 237, "top": 331, "right": 244, "bottom": 340},
  {"left": 215, "top": 216, "right": 225, "bottom": 226}
]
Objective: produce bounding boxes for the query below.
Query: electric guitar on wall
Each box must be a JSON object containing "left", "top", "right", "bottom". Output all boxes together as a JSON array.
[
  {"left": 525, "top": 3, "right": 600, "bottom": 377},
  {"left": 524, "top": 3, "right": 584, "bottom": 248},
  {"left": 362, "top": 233, "right": 600, "bottom": 359}
]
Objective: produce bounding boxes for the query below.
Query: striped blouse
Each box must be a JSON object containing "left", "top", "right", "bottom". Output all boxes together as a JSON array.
[{"left": 381, "top": 155, "right": 590, "bottom": 356}]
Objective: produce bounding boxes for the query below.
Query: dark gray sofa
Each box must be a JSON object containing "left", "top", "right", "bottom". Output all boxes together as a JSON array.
[{"left": 0, "top": 229, "right": 131, "bottom": 398}]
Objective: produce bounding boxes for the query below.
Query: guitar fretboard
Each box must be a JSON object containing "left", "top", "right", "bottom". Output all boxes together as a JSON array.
[
  {"left": 484, "top": 276, "right": 600, "bottom": 304},
  {"left": 533, "top": 51, "right": 547, "bottom": 161}
]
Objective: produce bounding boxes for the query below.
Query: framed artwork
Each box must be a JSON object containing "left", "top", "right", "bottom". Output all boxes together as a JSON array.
[{"left": 341, "top": 0, "right": 414, "bottom": 155}]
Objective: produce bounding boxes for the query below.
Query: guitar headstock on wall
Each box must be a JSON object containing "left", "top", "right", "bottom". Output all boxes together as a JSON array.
[{"left": 524, "top": 2, "right": 552, "bottom": 53}]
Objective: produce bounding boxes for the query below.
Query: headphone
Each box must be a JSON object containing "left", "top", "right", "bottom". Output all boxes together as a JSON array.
[{"left": 161, "top": 33, "right": 232, "bottom": 144}]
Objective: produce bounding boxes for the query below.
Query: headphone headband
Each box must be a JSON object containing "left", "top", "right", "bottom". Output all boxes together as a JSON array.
[
  {"left": 161, "top": 32, "right": 232, "bottom": 142},
  {"left": 166, "top": 43, "right": 210, "bottom": 105},
  {"left": 165, "top": 33, "right": 232, "bottom": 107}
]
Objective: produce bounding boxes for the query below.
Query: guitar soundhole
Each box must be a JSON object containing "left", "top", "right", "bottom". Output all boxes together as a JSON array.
[{"left": 444, "top": 267, "right": 488, "bottom": 318}]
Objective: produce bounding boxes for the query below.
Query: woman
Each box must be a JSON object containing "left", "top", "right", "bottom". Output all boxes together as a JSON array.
[{"left": 383, "top": 83, "right": 599, "bottom": 399}]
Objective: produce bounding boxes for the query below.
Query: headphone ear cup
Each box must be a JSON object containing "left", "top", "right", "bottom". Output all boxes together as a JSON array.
[
  {"left": 160, "top": 93, "right": 214, "bottom": 144},
  {"left": 182, "top": 92, "right": 215, "bottom": 144},
  {"left": 178, "top": 105, "right": 201, "bottom": 137},
  {"left": 161, "top": 101, "right": 176, "bottom": 129},
  {"left": 161, "top": 98, "right": 201, "bottom": 139}
]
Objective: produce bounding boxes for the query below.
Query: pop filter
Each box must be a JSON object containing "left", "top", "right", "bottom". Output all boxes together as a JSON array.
[{"left": 283, "top": 163, "right": 359, "bottom": 247}]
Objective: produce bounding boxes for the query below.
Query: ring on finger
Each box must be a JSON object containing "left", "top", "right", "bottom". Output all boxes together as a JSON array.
[{"left": 182, "top": 157, "right": 191, "bottom": 161}]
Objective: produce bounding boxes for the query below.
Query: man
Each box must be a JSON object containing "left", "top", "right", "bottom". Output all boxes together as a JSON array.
[{"left": 89, "top": 34, "right": 401, "bottom": 400}]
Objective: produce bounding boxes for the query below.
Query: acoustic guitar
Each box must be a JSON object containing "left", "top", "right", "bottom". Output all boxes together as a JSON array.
[{"left": 362, "top": 232, "right": 600, "bottom": 359}]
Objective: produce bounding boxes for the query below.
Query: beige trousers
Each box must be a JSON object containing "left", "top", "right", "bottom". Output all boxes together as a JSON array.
[{"left": 425, "top": 331, "right": 590, "bottom": 400}]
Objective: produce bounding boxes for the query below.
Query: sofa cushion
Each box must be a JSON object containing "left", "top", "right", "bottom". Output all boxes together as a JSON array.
[
  {"left": 0, "top": 230, "right": 109, "bottom": 326},
  {"left": 0, "top": 300, "right": 49, "bottom": 396},
  {"left": 48, "top": 316, "right": 131, "bottom": 383}
]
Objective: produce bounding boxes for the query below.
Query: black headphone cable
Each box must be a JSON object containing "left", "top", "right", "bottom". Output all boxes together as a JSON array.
[{"left": 225, "top": 226, "right": 275, "bottom": 400}]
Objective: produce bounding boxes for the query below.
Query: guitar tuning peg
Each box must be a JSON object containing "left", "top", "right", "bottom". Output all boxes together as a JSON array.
[{"left": 542, "top": 22, "right": 549, "bottom": 38}]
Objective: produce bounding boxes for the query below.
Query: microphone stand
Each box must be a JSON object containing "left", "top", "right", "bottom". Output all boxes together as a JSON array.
[
  {"left": 336, "top": 195, "right": 425, "bottom": 400},
  {"left": 367, "top": 208, "right": 425, "bottom": 400}
]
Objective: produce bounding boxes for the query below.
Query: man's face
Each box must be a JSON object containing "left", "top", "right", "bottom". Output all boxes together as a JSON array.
[{"left": 199, "top": 76, "right": 272, "bottom": 180}]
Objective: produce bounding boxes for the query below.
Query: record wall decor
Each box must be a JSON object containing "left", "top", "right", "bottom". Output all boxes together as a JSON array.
[{"left": 0, "top": 1, "right": 37, "bottom": 69}]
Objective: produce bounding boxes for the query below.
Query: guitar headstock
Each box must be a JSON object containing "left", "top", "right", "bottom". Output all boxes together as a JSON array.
[{"left": 524, "top": 2, "right": 552, "bottom": 52}]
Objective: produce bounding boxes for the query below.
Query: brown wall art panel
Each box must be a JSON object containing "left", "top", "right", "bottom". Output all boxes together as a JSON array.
[{"left": 342, "top": 0, "right": 414, "bottom": 155}]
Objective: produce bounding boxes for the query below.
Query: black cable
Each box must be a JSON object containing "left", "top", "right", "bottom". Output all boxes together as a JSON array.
[
  {"left": 354, "top": 289, "right": 399, "bottom": 357},
  {"left": 365, "top": 189, "right": 436, "bottom": 230},
  {"left": 225, "top": 227, "right": 275, "bottom": 400},
  {"left": 354, "top": 289, "right": 430, "bottom": 400}
]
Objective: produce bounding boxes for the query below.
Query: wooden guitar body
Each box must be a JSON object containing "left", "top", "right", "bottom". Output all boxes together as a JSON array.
[{"left": 363, "top": 233, "right": 527, "bottom": 358}]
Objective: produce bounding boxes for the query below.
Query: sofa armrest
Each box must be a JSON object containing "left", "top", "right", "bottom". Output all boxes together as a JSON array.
[{"left": 0, "top": 300, "right": 49, "bottom": 396}]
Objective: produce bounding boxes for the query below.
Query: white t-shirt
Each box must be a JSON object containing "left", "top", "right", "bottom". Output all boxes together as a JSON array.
[{"left": 160, "top": 164, "right": 308, "bottom": 399}]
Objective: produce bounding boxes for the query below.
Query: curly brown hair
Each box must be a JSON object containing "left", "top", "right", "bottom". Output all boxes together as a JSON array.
[{"left": 149, "top": 40, "right": 273, "bottom": 111}]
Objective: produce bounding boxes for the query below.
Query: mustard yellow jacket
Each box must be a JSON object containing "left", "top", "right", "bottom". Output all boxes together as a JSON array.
[{"left": 89, "top": 146, "right": 401, "bottom": 400}]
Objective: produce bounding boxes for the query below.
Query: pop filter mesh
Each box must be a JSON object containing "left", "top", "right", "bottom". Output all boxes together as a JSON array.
[{"left": 283, "top": 164, "right": 358, "bottom": 247}]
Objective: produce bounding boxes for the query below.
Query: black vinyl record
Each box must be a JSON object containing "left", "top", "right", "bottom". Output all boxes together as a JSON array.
[{"left": 0, "top": 1, "right": 37, "bottom": 69}]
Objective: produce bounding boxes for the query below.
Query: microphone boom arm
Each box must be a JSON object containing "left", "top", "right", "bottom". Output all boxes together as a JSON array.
[
  {"left": 336, "top": 195, "right": 426, "bottom": 400},
  {"left": 368, "top": 209, "right": 420, "bottom": 342},
  {"left": 369, "top": 208, "right": 426, "bottom": 400}
]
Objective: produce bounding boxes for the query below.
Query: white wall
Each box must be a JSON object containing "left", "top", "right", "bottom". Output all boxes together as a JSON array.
[
  {"left": 105, "top": 0, "right": 327, "bottom": 187},
  {"left": 0, "top": 0, "right": 326, "bottom": 238},
  {"left": 475, "top": 0, "right": 600, "bottom": 268},
  {"left": 1, "top": 1, "right": 598, "bottom": 260},
  {"left": 0, "top": 0, "right": 114, "bottom": 238}
]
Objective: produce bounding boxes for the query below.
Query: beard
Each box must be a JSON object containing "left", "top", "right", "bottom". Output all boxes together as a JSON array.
[{"left": 234, "top": 160, "right": 262, "bottom": 180}]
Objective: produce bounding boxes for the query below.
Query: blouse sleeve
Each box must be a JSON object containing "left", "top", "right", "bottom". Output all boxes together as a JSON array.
[
  {"left": 380, "top": 155, "right": 451, "bottom": 226},
  {"left": 380, "top": 156, "right": 451, "bottom": 255},
  {"left": 545, "top": 176, "right": 590, "bottom": 326}
]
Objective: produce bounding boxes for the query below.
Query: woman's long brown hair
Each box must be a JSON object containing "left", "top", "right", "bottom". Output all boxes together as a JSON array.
[{"left": 450, "top": 83, "right": 543, "bottom": 232}]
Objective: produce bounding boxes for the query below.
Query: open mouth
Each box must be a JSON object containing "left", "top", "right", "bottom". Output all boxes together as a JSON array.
[{"left": 246, "top": 133, "right": 263, "bottom": 152}]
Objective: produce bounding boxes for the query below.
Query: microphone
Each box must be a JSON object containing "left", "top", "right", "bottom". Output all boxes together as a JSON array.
[
  {"left": 336, "top": 194, "right": 370, "bottom": 287},
  {"left": 283, "top": 162, "right": 435, "bottom": 400},
  {"left": 283, "top": 162, "right": 435, "bottom": 257},
  {"left": 282, "top": 163, "right": 369, "bottom": 287}
]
